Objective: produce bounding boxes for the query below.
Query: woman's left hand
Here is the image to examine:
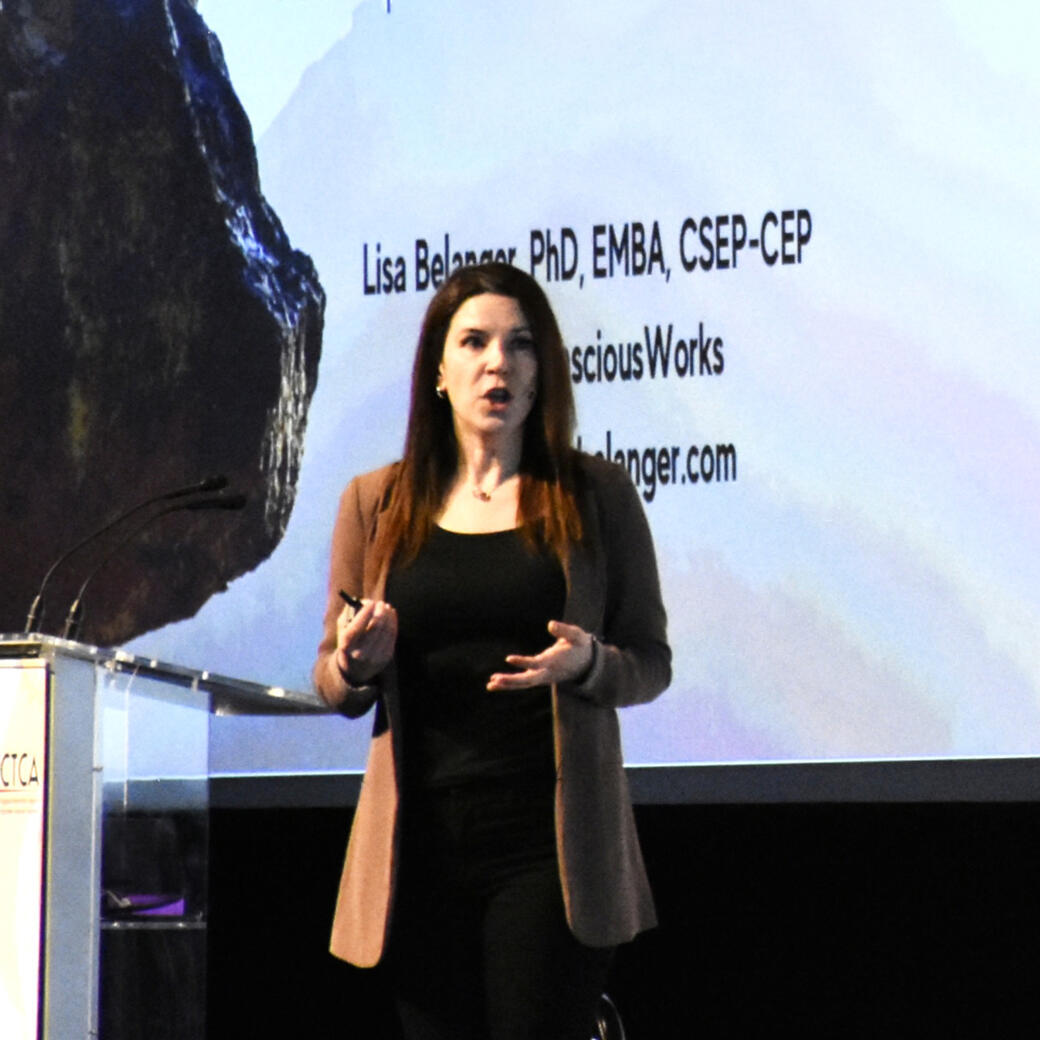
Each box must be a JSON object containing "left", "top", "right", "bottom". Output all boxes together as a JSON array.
[{"left": 488, "top": 620, "right": 595, "bottom": 691}]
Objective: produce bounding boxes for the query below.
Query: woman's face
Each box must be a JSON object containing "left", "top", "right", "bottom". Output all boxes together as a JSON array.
[{"left": 437, "top": 293, "right": 538, "bottom": 445}]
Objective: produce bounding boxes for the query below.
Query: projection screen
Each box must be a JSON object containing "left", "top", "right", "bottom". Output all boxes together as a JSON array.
[{"left": 125, "top": 0, "right": 1040, "bottom": 780}]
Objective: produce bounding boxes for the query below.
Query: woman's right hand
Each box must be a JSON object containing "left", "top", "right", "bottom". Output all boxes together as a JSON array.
[{"left": 335, "top": 598, "right": 398, "bottom": 684}]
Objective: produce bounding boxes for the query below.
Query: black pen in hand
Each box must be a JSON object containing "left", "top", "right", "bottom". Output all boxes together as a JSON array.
[{"left": 338, "top": 589, "right": 363, "bottom": 610}]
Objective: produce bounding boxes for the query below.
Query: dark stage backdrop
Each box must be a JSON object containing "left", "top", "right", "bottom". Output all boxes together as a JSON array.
[{"left": 208, "top": 801, "right": 1040, "bottom": 1037}]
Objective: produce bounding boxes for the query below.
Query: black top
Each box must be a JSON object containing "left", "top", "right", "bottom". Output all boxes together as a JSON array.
[{"left": 386, "top": 525, "right": 566, "bottom": 788}]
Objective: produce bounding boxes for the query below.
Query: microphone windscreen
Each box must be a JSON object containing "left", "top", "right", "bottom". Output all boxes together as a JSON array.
[{"left": 184, "top": 493, "right": 248, "bottom": 511}]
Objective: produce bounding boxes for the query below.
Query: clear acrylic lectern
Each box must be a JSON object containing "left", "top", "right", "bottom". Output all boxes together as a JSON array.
[{"left": 0, "top": 634, "right": 324, "bottom": 1040}]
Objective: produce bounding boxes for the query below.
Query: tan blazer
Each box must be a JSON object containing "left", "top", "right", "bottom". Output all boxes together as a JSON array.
[{"left": 314, "top": 452, "right": 671, "bottom": 967}]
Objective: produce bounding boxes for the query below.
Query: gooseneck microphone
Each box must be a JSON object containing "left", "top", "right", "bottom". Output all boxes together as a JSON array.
[
  {"left": 61, "top": 492, "right": 248, "bottom": 642},
  {"left": 23, "top": 475, "right": 230, "bottom": 634}
]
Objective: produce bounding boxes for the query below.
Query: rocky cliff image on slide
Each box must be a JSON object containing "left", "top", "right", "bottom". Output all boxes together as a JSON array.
[{"left": 0, "top": 0, "right": 325, "bottom": 645}]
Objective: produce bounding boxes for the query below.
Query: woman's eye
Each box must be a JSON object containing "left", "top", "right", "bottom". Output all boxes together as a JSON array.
[{"left": 511, "top": 337, "right": 535, "bottom": 352}]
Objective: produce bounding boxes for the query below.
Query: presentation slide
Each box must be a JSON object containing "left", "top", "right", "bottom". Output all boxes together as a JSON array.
[{"left": 127, "top": 0, "right": 1039, "bottom": 775}]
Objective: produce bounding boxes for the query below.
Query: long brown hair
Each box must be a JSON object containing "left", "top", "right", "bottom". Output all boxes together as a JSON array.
[{"left": 372, "top": 262, "right": 582, "bottom": 570}]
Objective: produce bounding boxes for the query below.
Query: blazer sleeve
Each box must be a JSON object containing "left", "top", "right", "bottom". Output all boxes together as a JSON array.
[
  {"left": 564, "top": 461, "right": 672, "bottom": 710},
  {"left": 312, "top": 476, "right": 381, "bottom": 718}
]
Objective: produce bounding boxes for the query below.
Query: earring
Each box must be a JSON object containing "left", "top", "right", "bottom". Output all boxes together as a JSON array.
[{"left": 435, "top": 384, "right": 446, "bottom": 399}]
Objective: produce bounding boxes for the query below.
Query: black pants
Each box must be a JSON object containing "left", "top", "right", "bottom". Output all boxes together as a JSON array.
[{"left": 386, "top": 777, "right": 613, "bottom": 1040}]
